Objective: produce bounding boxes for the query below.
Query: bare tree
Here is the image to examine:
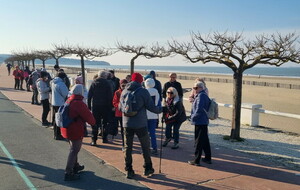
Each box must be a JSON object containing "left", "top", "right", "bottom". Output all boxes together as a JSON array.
[
  {"left": 46, "top": 49, "right": 68, "bottom": 67},
  {"left": 55, "top": 44, "right": 112, "bottom": 86},
  {"left": 36, "top": 50, "right": 51, "bottom": 68},
  {"left": 117, "top": 42, "right": 170, "bottom": 74},
  {"left": 169, "top": 32, "right": 300, "bottom": 140}
]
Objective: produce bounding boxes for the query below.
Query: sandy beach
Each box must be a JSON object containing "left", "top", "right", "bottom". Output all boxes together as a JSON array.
[{"left": 44, "top": 65, "right": 300, "bottom": 135}]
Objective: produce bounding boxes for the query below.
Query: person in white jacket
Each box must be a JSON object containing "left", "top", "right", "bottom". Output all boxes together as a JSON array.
[
  {"left": 145, "top": 78, "right": 160, "bottom": 155},
  {"left": 37, "top": 71, "right": 51, "bottom": 126},
  {"left": 51, "top": 73, "right": 69, "bottom": 140}
]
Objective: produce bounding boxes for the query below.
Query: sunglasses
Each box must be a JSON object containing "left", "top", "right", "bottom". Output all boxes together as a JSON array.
[
  {"left": 193, "top": 87, "right": 198, "bottom": 90},
  {"left": 167, "top": 91, "right": 173, "bottom": 94}
]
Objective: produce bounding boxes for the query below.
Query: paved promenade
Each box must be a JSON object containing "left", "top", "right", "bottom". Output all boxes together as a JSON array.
[{"left": 0, "top": 64, "right": 299, "bottom": 190}]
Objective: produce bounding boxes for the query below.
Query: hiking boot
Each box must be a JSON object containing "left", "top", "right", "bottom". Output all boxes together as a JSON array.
[
  {"left": 151, "top": 149, "right": 158, "bottom": 155},
  {"left": 144, "top": 168, "right": 154, "bottom": 177},
  {"left": 126, "top": 170, "right": 135, "bottom": 179},
  {"left": 162, "top": 138, "right": 171, "bottom": 147},
  {"left": 64, "top": 173, "right": 80, "bottom": 181},
  {"left": 54, "top": 135, "right": 64, "bottom": 140},
  {"left": 188, "top": 160, "right": 201, "bottom": 166},
  {"left": 201, "top": 158, "right": 212, "bottom": 164},
  {"left": 171, "top": 142, "right": 179, "bottom": 149},
  {"left": 73, "top": 164, "right": 84, "bottom": 174},
  {"left": 90, "top": 141, "right": 97, "bottom": 146},
  {"left": 42, "top": 122, "right": 50, "bottom": 127}
]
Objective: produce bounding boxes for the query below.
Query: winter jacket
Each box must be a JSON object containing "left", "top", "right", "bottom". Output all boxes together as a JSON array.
[
  {"left": 162, "top": 80, "right": 183, "bottom": 99},
  {"left": 113, "top": 89, "right": 123, "bottom": 117},
  {"left": 111, "top": 76, "right": 120, "bottom": 92},
  {"left": 36, "top": 78, "right": 51, "bottom": 100},
  {"left": 121, "top": 81, "right": 162, "bottom": 129},
  {"left": 29, "top": 71, "right": 41, "bottom": 88},
  {"left": 145, "top": 79, "right": 160, "bottom": 120},
  {"left": 164, "top": 97, "right": 186, "bottom": 124},
  {"left": 60, "top": 95, "right": 96, "bottom": 140},
  {"left": 12, "top": 69, "right": 22, "bottom": 79},
  {"left": 88, "top": 77, "right": 113, "bottom": 109},
  {"left": 190, "top": 90, "right": 210, "bottom": 125},
  {"left": 51, "top": 77, "right": 69, "bottom": 106}
]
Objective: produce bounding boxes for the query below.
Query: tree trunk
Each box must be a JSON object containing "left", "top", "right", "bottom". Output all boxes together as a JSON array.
[
  {"left": 55, "top": 58, "right": 59, "bottom": 67},
  {"left": 130, "top": 55, "right": 139, "bottom": 75},
  {"left": 32, "top": 59, "right": 35, "bottom": 68},
  {"left": 80, "top": 56, "right": 86, "bottom": 86},
  {"left": 230, "top": 70, "right": 243, "bottom": 139},
  {"left": 42, "top": 60, "right": 45, "bottom": 68}
]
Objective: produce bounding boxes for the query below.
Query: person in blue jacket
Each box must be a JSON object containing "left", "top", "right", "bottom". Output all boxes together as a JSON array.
[{"left": 188, "top": 81, "right": 212, "bottom": 166}]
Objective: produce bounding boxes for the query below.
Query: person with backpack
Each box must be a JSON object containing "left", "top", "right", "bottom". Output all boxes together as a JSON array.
[
  {"left": 88, "top": 71, "right": 113, "bottom": 145},
  {"left": 188, "top": 81, "right": 212, "bottom": 166},
  {"left": 60, "top": 84, "right": 96, "bottom": 181},
  {"left": 162, "top": 87, "right": 186, "bottom": 149},
  {"left": 112, "top": 79, "right": 128, "bottom": 149},
  {"left": 120, "top": 73, "right": 162, "bottom": 179},
  {"left": 6, "top": 63, "right": 12, "bottom": 76},
  {"left": 36, "top": 71, "right": 51, "bottom": 126},
  {"left": 145, "top": 78, "right": 160, "bottom": 155},
  {"left": 51, "top": 72, "right": 69, "bottom": 140}
]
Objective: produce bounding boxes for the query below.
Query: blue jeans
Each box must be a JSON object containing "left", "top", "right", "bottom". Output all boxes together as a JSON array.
[
  {"left": 147, "top": 119, "right": 157, "bottom": 150},
  {"left": 165, "top": 121, "right": 182, "bottom": 143}
]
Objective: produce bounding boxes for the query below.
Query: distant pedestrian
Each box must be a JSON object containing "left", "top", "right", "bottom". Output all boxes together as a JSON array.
[
  {"left": 88, "top": 71, "right": 113, "bottom": 145},
  {"left": 120, "top": 73, "right": 162, "bottom": 179},
  {"left": 145, "top": 78, "right": 160, "bottom": 155},
  {"left": 36, "top": 71, "right": 51, "bottom": 126},
  {"left": 7, "top": 63, "right": 12, "bottom": 76},
  {"left": 188, "top": 77, "right": 209, "bottom": 103},
  {"left": 24, "top": 66, "right": 31, "bottom": 91},
  {"left": 112, "top": 79, "right": 128, "bottom": 149},
  {"left": 162, "top": 87, "right": 186, "bottom": 149},
  {"left": 61, "top": 84, "right": 96, "bottom": 181},
  {"left": 51, "top": 73, "right": 69, "bottom": 140},
  {"left": 188, "top": 81, "right": 212, "bottom": 166},
  {"left": 12, "top": 65, "right": 21, "bottom": 90},
  {"left": 162, "top": 73, "right": 183, "bottom": 100}
]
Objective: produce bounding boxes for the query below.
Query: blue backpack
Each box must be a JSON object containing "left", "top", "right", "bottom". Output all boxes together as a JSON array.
[
  {"left": 55, "top": 100, "right": 74, "bottom": 128},
  {"left": 120, "top": 87, "right": 142, "bottom": 117}
]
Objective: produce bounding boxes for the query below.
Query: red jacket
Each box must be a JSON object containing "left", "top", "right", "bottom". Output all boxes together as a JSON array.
[
  {"left": 13, "top": 69, "right": 23, "bottom": 79},
  {"left": 61, "top": 94, "right": 96, "bottom": 140},
  {"left": 113, "top": 89, "right": 123, "bottom": 117}
]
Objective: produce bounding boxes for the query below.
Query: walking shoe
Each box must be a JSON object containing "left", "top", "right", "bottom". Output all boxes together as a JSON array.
[
  {"left": 151, "top": 149, "right": 158, "bottom": 155},
  {"left": 126, "top": 170, "right": 135, "bottom": 179},
  {"left": 64, "top": 173, "right": 80, "bottom": 181},
  {"left": 42, "top": 122, "right": 49, "bottom": 127},
  {"left": 162, "top": 138, "right": 171, "bottom": 147},
  {"left": 201, "top": 158, "right": 212, "bottom": 164},
  {"left": 144, "top": 168, "right": 154, "bottom": 177},
  {"left": 102, "top": 138, "right": 108, "bottom": 143},
  {"left": 171, "top": 142, "right": 179, "bottom": 149},
  {"left": 54, "top": 135, "right": 64, "bottom": 140},
  {"left": 90, "top": 141, "right": 97, "bottom": 146},
  {"left": 188, "top": 160, "right": 201, "bottom": 166},
  {"left": 73, "top": 164, "right": 84, "bottom": 174}
]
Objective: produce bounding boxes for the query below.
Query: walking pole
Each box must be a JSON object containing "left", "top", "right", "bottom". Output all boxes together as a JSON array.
[{"left": 159, "top": 117, "right": 164, "bottom": 174}]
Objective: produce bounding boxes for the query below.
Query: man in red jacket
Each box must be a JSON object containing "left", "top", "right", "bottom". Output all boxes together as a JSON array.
[{"left": 61, "top": 84, "right": 96, "bottom": 181}]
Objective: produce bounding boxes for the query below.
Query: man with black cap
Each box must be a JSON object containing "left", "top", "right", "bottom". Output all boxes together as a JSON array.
[
  {"left": 120, "top": 72, "right": 162, "bottom": 179},
  {"left": 109, "top": 70, "right": 120, "bottom": 92}
]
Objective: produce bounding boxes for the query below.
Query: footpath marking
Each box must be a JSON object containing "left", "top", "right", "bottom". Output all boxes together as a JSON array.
[{"left": 0, "top": 141, "right": 37, "bottom": 190}]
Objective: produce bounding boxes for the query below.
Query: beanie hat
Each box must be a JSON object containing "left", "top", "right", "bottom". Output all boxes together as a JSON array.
[
  {"left": 143, "top": 74, "right": 152, "bottom": 81},
  {"left": 75, "top": 76, "right": 83, "bottom": 84},
  {"left": 40, "top": 71, "right": 48, "bottom": 78},
  {"left": 70, "top": 84, "right": 84, "bottom": 96},
  {"left": 149, "top": 70, "right": 156, "bottom": 77},
  {"left": 131, "top": 73, "right": 143, "bottom": 83},
  {"left": 145, "top": 78, "right": 155, "bottom": 89},
  {"left": 120, "top": 79, "right": 128, "bottom": 84}
]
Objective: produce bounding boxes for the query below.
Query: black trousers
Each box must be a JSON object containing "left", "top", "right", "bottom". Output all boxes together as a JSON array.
[
  {"left": 14, "top": 78, "right": 20, "bottom": 89},
  {"left": 32, "top": 88, "right": 39, "bottom": 104},
  {"left": 52, "top": 106, "right": 62, "bottom": 138},
  {"left": 91, "top": 105, "right": 110, "bottom": 142},
  {"left": 41, "top": 99, "right": 50, "bottom": 123},
  {"left": 194, "top": 125, "right": 211, "bottom": 163}
]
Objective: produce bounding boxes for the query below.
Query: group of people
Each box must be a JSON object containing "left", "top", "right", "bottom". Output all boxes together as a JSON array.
[{"left": 8, "top": 63, "right": 213, "bottom": 181}]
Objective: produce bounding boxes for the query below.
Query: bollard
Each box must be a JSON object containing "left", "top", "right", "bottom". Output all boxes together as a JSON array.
[{"left": 241, "top": 103, "right": 262, "bottom": 126}]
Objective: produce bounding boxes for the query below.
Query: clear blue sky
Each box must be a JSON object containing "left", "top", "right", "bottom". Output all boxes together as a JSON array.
[{"left": 1, "top": 0, "right": 299, "bottom": 66}]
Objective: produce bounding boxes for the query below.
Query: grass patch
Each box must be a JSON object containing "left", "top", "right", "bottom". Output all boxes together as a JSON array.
[{"left": 223, "top": 135, "right": 245, "bottom": 142}]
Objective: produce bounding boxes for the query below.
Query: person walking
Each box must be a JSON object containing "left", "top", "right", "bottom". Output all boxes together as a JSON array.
[
  {"left": 162, "top": 73, "right": 183, "bottom": 100},
  {"left": 112, "top": 79, "right": 128, "bottom": 149},
  {"left": 188, "top": 81, "right": 212, "bottom": 166},
  {"left": 88, "top": 71, "right": 113, "bottom": 145},
  {"left": 120, "top": 73, "right": 162, "bottom": 179},
  {"left": 36, "top": 71, "right": 51, "bottom": 126},
  {"left": 51, "top": 73, "right": 69, "bottom": 140},
  {"left": 6, "top": 63, "right": 12, "bottom": 76},
  {"left": 12, "top": 65, "right": 21, "bottom": 90},
  {"left": 145, "top": 78, "right": 160, "bottom": 155},
  {"left": 162, "top": 87, "right": 186, "bottom": 149},
  {"left": 61, "top": 84, "right": 96, "bottom": 181}
]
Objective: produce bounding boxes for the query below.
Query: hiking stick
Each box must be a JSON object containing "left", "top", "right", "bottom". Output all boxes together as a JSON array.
[{"left": 159, "top": 117, "right": 164, "bottom": 174}]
